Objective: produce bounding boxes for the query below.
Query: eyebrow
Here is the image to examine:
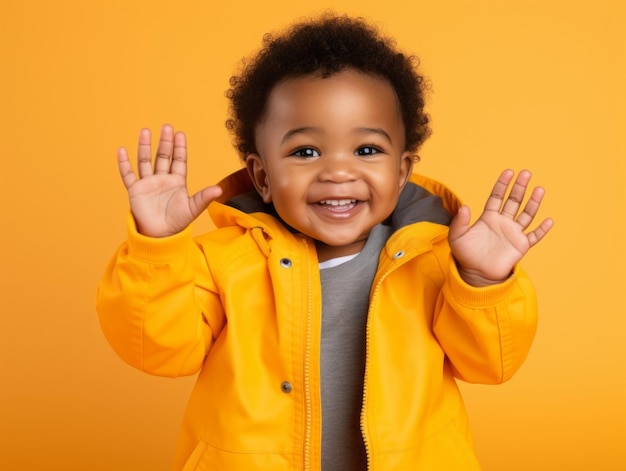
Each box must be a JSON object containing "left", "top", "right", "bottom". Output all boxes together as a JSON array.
[
  {"left": 281, "top": 126, "right": 393, "bottom": 144},
  {"left": 356, "top": 127, "right": 393, "bottom": 144},
  {"left": 281, "top": 127, "right": 319, "bottom": 144}
]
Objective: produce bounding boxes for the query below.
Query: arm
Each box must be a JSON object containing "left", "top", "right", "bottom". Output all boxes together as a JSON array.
[
  {"left": 434, "top": 170, "right": 553, "bottom": 383},
  {"left": 433, "top": 257, "right": 538, "bottom": 384},
  {"left": 96, "top": 221, "right": 226, "bottom": 377},
  {"left": 96, "top": 125, "right": 225, "bottom": 377}
]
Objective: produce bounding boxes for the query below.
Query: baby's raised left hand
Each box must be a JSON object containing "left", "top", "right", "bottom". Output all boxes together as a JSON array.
[{"left": 448, "top": 169, "right": 553, "bottom": 287}]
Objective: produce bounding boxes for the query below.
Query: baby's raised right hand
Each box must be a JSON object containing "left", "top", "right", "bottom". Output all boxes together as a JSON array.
[{"left": 117, "top": 124, "right": 223, "bottom": 237}]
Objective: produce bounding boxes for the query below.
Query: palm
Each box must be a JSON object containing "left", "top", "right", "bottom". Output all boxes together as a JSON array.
[
  {"left": 449, "top": 170, "right": 553, "bottom": 286},
  {"left": 126, "top": 173, "right": 195, "bottom": 236},
  {"left": 117, "top": 125, "right": 222, "bottom": 237}
]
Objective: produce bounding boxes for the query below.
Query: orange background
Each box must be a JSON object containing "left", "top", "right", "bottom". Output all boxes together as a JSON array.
[{"left": 1, "top": 0, "right": 624, "bottom": 469}]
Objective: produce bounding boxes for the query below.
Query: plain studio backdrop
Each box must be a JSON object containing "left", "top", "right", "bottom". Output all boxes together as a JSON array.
[{"left": 1, "top": 1, "right": 624, "bottom": 469}]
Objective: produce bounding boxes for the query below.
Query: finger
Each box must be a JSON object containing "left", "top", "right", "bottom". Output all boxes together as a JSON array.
[
  {"left": 170, "top": 131, "right": 187, "bottom": 177},
  {"left": 117, "top": 147, "right": 137, "bottom": 189},
  {"left": 500, "top": 170, "right": 532, "bottom": 218},
  {"left": 527, "top": 218, "right": 554, "bottom": 247},
  {"left": 484, "top": 169, "right": 515, "bottom": 212},
  {"left": 137, "top": 128, "right": 153, "bottom": 178},
  {"left": 154, "top": 124, "right": 174, "bottom": 174},
  {"left": 188, "top": 185, "right": 224, "bottom": 220},
  {"left": 448, "top": 205, "right": 472, "bottom": 242},
  {"left": 515, "top": 186, "right": 545, "bottom": 229}
]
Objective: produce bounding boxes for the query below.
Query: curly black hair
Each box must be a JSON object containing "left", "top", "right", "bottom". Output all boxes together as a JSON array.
[{"left": 225, "top": 14, "right": 431, "bottom": 160}]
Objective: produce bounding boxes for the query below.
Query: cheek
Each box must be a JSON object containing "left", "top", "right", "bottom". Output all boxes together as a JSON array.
[
  {"left": 270, "top": 173, "right": 295, "bottom": 195},
  {"left": 267, "top": 169, "right": 305, "bottom": 202},
  {"left": 371, "top": 165, "right": 404, "bottom": 193}
]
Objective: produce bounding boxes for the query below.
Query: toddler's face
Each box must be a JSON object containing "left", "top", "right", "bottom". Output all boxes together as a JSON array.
[{"left": 246, "top": 69, "right": 413, "bottom": 261}]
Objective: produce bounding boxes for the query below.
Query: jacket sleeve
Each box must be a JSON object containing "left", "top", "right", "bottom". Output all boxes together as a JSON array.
[
  {"left": 432, "top": 255, "right": 538, "bottom": 384},
  {"left": 95, "top": 215, "right": 225, "bottom": 378}
]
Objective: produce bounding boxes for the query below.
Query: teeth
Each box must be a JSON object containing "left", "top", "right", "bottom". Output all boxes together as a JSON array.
[{"left": 320, "top": 199, "right": 356, "bottom": 206}]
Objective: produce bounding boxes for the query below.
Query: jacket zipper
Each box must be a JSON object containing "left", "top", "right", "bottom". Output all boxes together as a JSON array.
[
  {"left": 361, "top": 275, "right": 387, "bottom": 471},
  {"left": 303, "top": 238, "right": 313, "bottom": 471},
  {"left": 361, "top": 249, "right": 421, "bottom": 471},
  {"left": 361, "top": 303, "right": 374, "bottom": 471}
]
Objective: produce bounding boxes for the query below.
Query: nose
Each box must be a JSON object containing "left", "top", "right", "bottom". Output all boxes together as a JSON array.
[{"left": 317, "top": 153, "right": 357, "bottom": 183}]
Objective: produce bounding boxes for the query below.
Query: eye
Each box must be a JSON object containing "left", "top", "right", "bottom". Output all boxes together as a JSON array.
[
  {"left": 291, "top": 147, "right": 320, "bottom": 158},
  {"left": 355, "top": 146, "right": 383, "bottom": 156}
]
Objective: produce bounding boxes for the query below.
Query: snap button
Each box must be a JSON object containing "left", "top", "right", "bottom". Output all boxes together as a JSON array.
[
  {"left": 280, "top": 258, "right": 292, "bottom": 268},
  {"left": 393, "top": 250, "right": 405, "bottom": 259},
  {"left": 281, "top": 381, "right": 293, "bottom": 393}
]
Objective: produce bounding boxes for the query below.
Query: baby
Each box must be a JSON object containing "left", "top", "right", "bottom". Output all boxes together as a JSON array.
[{"left": 97, "top": 14, "right": 552, "bottom": 471}]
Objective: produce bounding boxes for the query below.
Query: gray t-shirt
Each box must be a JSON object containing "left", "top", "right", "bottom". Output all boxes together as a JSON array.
[{"left": 319, "top": 224, "right": 392, "bottom": 471}]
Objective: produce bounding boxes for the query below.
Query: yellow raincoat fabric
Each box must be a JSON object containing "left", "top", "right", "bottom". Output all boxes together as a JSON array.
[{"left": 97, "top": 170, "right": 538, "bottom": 470}]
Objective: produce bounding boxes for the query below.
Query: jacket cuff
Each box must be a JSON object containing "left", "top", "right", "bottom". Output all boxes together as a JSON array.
[
  {"left": 125, "top": 212, "right": 194, "bottom": 263},
  {"left": 445, "top": 256, "right": 523, "bottom": 307}
]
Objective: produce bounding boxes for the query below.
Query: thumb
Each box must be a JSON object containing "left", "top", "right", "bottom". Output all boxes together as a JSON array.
[
  {"left": 189, "top": 185, "right": 223, "bottom": 220},
  {"left": 448, "top": 205, "right": 471, "bottom": 242}
]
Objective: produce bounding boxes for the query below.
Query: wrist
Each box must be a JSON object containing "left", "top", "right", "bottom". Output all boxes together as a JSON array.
[
  {"left": 126, "top": 212, "right": 193, "bottom": 262},
  {"left": 456, "top": 264, "right": 511, "bottom": 287}
]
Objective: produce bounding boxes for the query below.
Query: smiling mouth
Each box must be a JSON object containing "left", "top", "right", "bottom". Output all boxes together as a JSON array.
[
  {"left": 319, "top": 199, "right": 357, "bottom": 206},
  {"left": 316, "top": 199, "right": 359, "bottom": 212}
]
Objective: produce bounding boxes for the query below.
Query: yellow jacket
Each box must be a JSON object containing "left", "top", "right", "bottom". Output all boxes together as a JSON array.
[{"left": 97, "top": 170, "right": 538, "bottom": 470}]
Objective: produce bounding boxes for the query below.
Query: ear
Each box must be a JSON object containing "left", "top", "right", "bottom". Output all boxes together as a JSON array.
[
  {"left": 398, "top": 151, "right": 415, "bottom": 190},
  {"left": 245, "top": 153, "right": 272, "bottom": 203}
]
